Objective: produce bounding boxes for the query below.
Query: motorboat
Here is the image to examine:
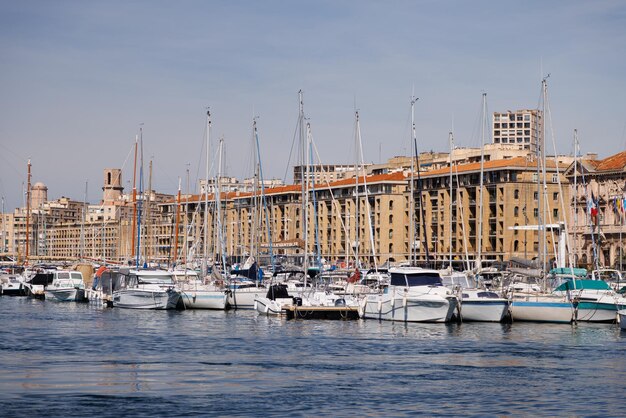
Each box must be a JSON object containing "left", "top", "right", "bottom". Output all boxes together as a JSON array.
[
  {"left": 441, "top": 269, "right": 509, "bottom": 322},
  {"left": 0, "top": 274, "right": 26, "bottom": 296},
  {"left": 44, "top": 270, "right": 88, "bottom": 302},
  {"left": 112, "top": 269, "right": 181, "bottom": 309},
  {"left": 361, "top": 267, "right": 458, "bottom": 323},
  {"left": 254, "top": 284, "right": 295, "bottom": 315}
]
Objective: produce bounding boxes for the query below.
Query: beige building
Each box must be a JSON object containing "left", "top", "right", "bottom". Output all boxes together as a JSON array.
[
  {"left": 410, "top": 155, "right": 570, "bottom": 268},
  {"left": 566, "top": 150, "right": 626, "bottom": 270}
]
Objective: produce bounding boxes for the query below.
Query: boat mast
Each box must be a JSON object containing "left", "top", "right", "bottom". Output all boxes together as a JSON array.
[
  {"left": 146, "top": 158, "right": 153, "bottom": 264},
  {"left": 354, "top": 111, "right": 360, "bottom": 269},
  {"left": 131, "top": 135, "right": 138, "bottom": 262},
  {"left": 477, "top": 92, "right": 487, "bottom": 271},
  {"left": 203, "top": 109, "right": 211, "bottom": 277},
  {"left": 135, "top": 127, "right": 144, "bottom": 269},
  {"left": 79, "top": 181, "right": 87, "bottom": 261},
  {"left": 409, "top": 98, "right": 416, "bottom": 266},
  {"left": 573, "top": 129, "right": 579, "bottom": 266},
  {"left": 356, "top": 111, "right": 378, "bottom": 271},
  {"left": 255, "top": 118, "right": 275, "bottom": 274},
  {"left": 412, "top": 98, "right": 430, "bottom": 266},
  {"left": 449, "top": 131, "right": 454, "bottom": 270},
  {"left": 25, "top": 159, "right": 31, "bottom": 265},
  {"left": 298, "top": 90, "right": 309, "bottom": 276},
  {"left": 540, "top": 78, "right": 548, "bottom": 277},
  {"left": 173, "top": 177, "right": 182, "bottom": 267},
  {"left": 216, "top": 138, "right": 228, "bottom": 276}
]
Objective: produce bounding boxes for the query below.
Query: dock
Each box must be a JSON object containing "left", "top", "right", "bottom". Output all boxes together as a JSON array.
[{"left": 284, "top": 305, "right": 360, "bottom": 320}]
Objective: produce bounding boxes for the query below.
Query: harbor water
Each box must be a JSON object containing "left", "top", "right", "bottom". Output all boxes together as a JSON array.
[{"left": 1, "top": 297, "right": 625, "bottom": 417}]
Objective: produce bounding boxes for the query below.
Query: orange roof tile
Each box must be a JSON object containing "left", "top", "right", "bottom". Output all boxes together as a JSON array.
[
  {"left": 420, "top": 156, "right": 567, "bottom": 178},
  {"left": 594, "top": 150, "right": 626, "bottom": 172}
]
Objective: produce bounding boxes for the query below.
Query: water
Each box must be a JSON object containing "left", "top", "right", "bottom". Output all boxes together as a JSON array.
[{"left": 1, "top": 297, "right": 625, "bottom": 417}]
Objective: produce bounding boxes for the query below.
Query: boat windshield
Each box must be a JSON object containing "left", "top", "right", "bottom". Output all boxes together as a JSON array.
[
  {"left": 136, "top": 275, "right": 175, "bottom": 285},
  {"left": 391, "top": 272, "right": 442, "bottom": 287}
]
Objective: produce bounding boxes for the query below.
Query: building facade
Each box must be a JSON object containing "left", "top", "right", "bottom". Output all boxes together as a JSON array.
[{"left": 566, "top": 150, "right": 626, "bottom": 270}]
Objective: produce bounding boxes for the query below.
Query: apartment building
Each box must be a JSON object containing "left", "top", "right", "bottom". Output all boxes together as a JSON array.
[{"left": 566, "top": 150, "right": 626, "bottom": 269}]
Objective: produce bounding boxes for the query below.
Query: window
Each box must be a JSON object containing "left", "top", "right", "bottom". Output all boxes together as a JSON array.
[
  {"left": 389, "top": 214, "right": 393, "bottom": 224},
  {"left": 514, "top": 189, "right": 520, "bottom": 199},
  {"left": 524, "top": 114, "right": 530, "bottom": 121},
  {"left": 552, "top": 174, "right": 559, "bottom": 183},
  {"left": 553, "top": 208, "right": 559, "bottom": 219},
  {"left": 533, "top": 191, "right": 538, "bottom": 201},
  {"left": 514, "top": 207, "right": 519, "bottom": 217},
  {"left": 533, "top": 208, "right": 539, "bottom": 218},
  {"left": 553, "top": 192, "right": 558, "bottom": 201},
  {"left": 388, "top": 229, "right": 393, "bottom": 239},
  {"left": 532, "top": 173, "right": 538, "bottom": 182}
]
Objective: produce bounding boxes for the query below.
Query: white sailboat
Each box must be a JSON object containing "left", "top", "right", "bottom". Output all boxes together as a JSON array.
[{"left": 176, "top": 111, "right": 229, "bottom": 310}]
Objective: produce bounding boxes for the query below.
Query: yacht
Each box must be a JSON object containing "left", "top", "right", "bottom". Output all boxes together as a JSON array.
[
  {"left": 44, "top": 270, "right": 88, "bottom": 302},
  {"left": 0, "top": 273, "right": 26, "bottom": 296},
  {"left": 361, "top": 267, "right": 458, "bottom": 323},
  {"left": 441, "top": 269, "right": 509, "bottom": 322},
  {"left": 112, "top": 269, "right": 181, "bottom": 309}
]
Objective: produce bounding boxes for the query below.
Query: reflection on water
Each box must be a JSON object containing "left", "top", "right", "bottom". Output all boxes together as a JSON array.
[{"left": 1, "top": 297, "right": 625, "bottom": 416}]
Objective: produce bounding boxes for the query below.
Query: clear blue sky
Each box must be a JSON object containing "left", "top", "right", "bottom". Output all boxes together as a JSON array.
[{"left": 1, "top": 0, "right": 625, "bottom": 211}]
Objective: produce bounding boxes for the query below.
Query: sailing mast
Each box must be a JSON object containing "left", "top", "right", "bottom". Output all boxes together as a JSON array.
[
  {"left": 355, "top": 111, "right": 378, "bottom": 271},
  {"left": 25, "top": 159, "right": 31, "bottom": 265},
  {"left": 215, "top": 138, "right": 228, "bottom": 277},
  {"left": 448, "top": 132, "right": 454, "bottom": 270},
  {"left": 79, "top": 181, "right": 87, "bottom": 261},
  {"left": 477, "top": 92, "right": 487, "bottom": 271},
  {"left": 135, "top": 127, "right": 145, "bottom": 269},
  {"left": 254, "top": 118, "right": 276, "bottom": 274},
  {"left": 298, "top": 90, "right": 309, "bottom": 277},
  {"left": 411, "top": 98, "right": 430, "bottom": 266},
  {"left": 130, "top": 135, "right": 139, "bottom": 262},
  {"left": 203, "top": 109, "right": 211, "bottom": 278},
  {"left": 409, "top": 98, "right": 416, "bottom": 265},
  {"left": 354, "top": 111, "right": 360, "bottom": 269},
  {"left": 173, "top": 178, "right": 182, "bottom": 267}
]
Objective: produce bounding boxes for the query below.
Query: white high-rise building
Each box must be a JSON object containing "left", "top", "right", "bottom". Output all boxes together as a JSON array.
[{"left": 492, "top": 109, "right": 542, "bottom": 152}]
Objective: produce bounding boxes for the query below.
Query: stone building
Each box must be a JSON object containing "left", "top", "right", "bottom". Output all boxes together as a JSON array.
[
  {"left": 566, "top": 150, "right": 626, "bottom": 270},
  {"left": 411, "top": 155, "right": 570, "bottom": 268}
]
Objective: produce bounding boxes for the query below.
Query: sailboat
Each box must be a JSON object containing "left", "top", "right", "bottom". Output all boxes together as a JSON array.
[
  {"left": 177, "top": 110, "right": 228, "bottom": 310},
  {"left": 442, "top": 99, "right": 509, "bottom": 322},
  {"left": 228, "top": 119, "right": 267, "bottom": 309},
  {"left": 508, "top": 78, "right": 578, "bottom": 323}
]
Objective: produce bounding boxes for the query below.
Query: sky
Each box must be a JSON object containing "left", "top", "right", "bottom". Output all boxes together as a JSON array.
[{"left": 1, "top": 0, "right": 625, "bottom": 211}]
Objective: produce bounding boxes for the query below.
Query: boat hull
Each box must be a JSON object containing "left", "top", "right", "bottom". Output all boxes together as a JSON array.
[
  {"left": 45, "top": 288, "right": 82, "bottom": 302},
  {"left": 575, "top": 301, "right": 624, "bottom": 323},
  {"left": 228, "top": 288, "right": 265, "bottom": 309},
  {"left": 180, "top": 290, "right": 228, "bottom": 310},
  {"left": 362, "top": 293, "right": 456, "bottom": 323},
  {"left": 113, "top": 288, "right": 180, "bottom": 309},
  {"left": 461, "top": 299, "right": 509, "bottom": 322},
  {"left": 619, "top": 310, "right": 626, "bottom": 330},
  {"left": 510, "top": 297, "right": 573, "bottom": 323},
  {"left": 254, "top": 297, "right": 293, "bottom": 315}
]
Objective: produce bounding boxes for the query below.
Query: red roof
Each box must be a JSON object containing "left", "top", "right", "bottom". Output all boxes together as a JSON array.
[{"left": 593, "top": 150, "right": 626, "bottom": 172}]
